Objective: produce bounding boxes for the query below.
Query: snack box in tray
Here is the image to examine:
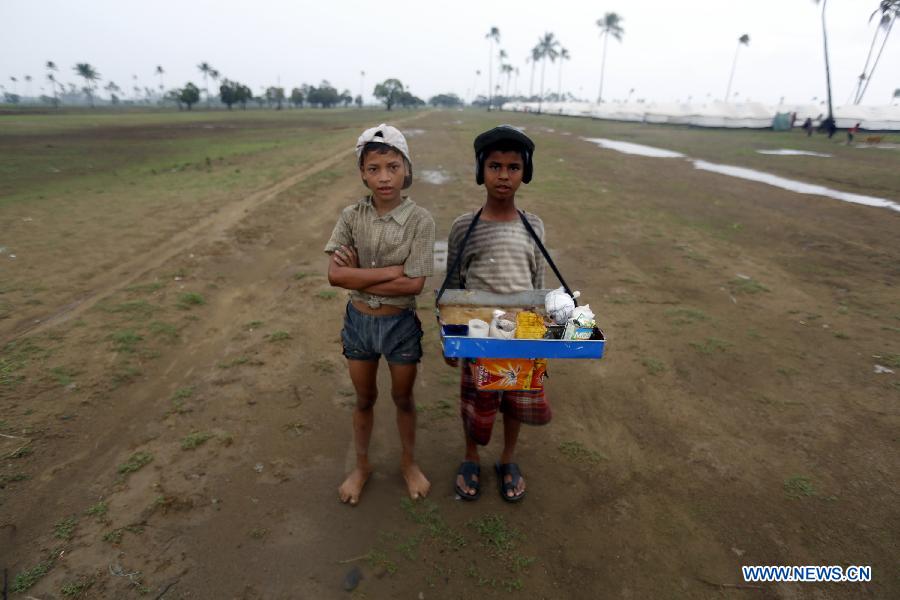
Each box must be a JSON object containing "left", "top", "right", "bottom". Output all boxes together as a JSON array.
[{"left": 438, "top": 289, "right": 605, "bottom": 359}]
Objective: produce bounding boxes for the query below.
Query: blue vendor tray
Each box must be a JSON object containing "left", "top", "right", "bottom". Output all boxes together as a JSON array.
[{"left": 437, "top": 289, "right": 605, "bottom": 360}]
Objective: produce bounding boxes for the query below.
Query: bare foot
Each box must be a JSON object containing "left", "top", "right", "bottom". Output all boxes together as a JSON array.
[
  {"left": 401, "top": 461, "right": 431, "bottom": 500},
  {"left": 338, "top": 466, "right": 372, "bottom": 506}
]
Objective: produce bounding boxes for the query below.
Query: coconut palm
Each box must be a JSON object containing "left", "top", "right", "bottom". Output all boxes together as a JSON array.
[
  {"left": 156, "top": 65, "right": 165, "bottom": 94},
  {"left": 74, "top": 63, "right": 100, "bottom": 107},
  {"left": 536, "top": 32, "right": 560, "bottom": 113},
  {"left": 198, "top": 61, "right": 213, "bottom": 107},
  {"left": 9, "top": 76, "right": 17, "bottom": 95},
  {"left": 856, "top": 1, "right": 899, "bottom": 103},
  {"left": 557, "top": 47, "right": 570, "bottom": 101},
  {"left": 596, "top": 12, "right": 625, "bottom": 103},
  {"left": 501, "top": 63, "right": 514, "bottom": 99},
  {"left": 45, "top": 61, "right": 59, "bottom": 106},
  {"left": 498, "top": 49, "right": 508, "bottom": 95},
  {"left": 24, "top": 75, "right": 32, "bottom": 99},
  {"left": 724, "top": 34, "right": 750, "bottom": 102},
  {"left": 528, "top": 46, "right": 541, "bottom": 98},
  {"left": 485, "top": 27, "right": 500, "bottom": 109}
]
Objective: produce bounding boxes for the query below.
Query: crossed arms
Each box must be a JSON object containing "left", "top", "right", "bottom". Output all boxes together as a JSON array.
[{"left": 327, "top": 244, "right": 425, "bottom": 296}]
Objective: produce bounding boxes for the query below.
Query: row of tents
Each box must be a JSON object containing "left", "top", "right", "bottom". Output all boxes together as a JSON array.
[{"left": 503, "top": 101, "right": 900, "bottom": 131}]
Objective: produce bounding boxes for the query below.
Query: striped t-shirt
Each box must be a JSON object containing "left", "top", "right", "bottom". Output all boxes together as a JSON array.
[{"left": 445, "top": 210, "right": 545, "bottom": 293}]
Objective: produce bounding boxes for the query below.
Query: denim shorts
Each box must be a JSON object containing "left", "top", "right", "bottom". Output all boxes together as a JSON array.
[{"left": 341, "top": 302, "right": 423, "bottom": 364}]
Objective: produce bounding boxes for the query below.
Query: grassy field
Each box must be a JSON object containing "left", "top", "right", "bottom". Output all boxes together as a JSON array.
[{"left": 1, "top": 107, "right": 898, "bottom": 599}]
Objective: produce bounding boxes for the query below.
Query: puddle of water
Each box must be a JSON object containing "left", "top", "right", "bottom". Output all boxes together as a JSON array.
[
  {"left": 419, "top": 170, "right": 452, "bottom": 185},
  {"left": 757, "top": 149, "right": 832, "bottom": 157},
  {"left": 582, "top": 137, "right": 685, "bottom": 158},
  {"left": 693, "top": 160, "right": 900, "bottom": 213}
]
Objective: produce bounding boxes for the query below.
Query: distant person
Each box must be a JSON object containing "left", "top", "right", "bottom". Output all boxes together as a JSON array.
[
  {"left": 847, "top": 122, "right": 860, "bottom": 145},
  {"left": 325, "top": 124, "right": 435, "bottom": 505},
  {"left": 819, "top": 116, "right": 837, "bottom": 139},
  {"left": 802, "top": 117, "right": 813, "bottom": 137},
  {"left": 443, "top": 125, "right": 550, "bottom": 503}
]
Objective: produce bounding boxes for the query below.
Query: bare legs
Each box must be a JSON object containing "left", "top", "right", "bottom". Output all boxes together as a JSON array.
[
  {"left": 338, "top": 360, "right": 430, "bottom": 505},
  {"left": 389, "top": 362, "right": 431, "bottom": 500}
]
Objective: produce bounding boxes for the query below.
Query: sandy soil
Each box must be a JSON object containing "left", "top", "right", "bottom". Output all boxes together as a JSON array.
[{"left": 1, "top": 110, "right": 898, "bottom": 599}]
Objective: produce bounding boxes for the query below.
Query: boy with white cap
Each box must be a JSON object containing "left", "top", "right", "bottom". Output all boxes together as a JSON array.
[{"left": 325, "top": 124, "right": 435, "bottom": 505}]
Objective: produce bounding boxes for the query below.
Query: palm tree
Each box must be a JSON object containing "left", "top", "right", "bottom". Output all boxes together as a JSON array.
[
  {"left": 74, "top": 63, "right": 100, "bottom": 107},
  {"left": 485, "top": 27, "right": 500, "bottom": 109},
  {"left": 24, "top": 75, "right": 32, "bottom": 99},
  {"left": 528, "top": 46, "right": 541, "bottom": 98},
  {"left": 46, "top": 61, "right": 59, "bottom": 106},
  {"left": 596, "top": 12, "right": 625, "bottom": 103},
  {"left": 514, "top": 67, "right": 520, "bottom": 97},
  {"left": 536, "top": 32, "right": 560, "bottom": 113},
  {"left": 498, "top": 49, "right": 508, "bottom": 95},
  {"left": 9, "top": 76, "right": 17, "bottom": 95},
  {"left": 856, "top": 1, "right": 899, "bottom": 103},
  {"left": 724, "top": 34, "right": 750, "bottom": 102},
  {"left": 198, "top": 61, "right": 213, "bottom": 107},
  {"left": 557, "top": 47, "right": 570, "bottom": 101},
  {"left": 501, "top": 63, "right": 514, "bottom": 99},
  {"left": 156, "top": 65, "right": 165, "bottom": 94}
]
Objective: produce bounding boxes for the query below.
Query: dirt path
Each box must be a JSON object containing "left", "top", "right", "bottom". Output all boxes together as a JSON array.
[{"left": 2, "top": 111, "right": 897, "bottom": 599}]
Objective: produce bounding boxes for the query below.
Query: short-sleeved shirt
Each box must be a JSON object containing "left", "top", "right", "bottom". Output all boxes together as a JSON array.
[
  {"left": 324, "top": 196, "right": 435, "bottom": 309},
  {"left": 445, "top": 210, "right": 545, "bottom": 293}
]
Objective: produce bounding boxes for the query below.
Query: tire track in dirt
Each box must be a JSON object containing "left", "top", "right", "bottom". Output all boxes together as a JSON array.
[{"left": 3, "top": 113, "right": 427, "bottom": 345}]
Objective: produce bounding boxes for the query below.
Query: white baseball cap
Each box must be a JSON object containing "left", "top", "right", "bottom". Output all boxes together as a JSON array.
[{"left": 356, "top": 123, "right": 413, "bottom": 189}]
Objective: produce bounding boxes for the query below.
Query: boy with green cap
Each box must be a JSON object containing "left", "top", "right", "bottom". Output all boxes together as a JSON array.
[
  {"left": 325, "top": 124, "right": 435, "bottom": 505},
  {"left": 444, "top": 125, "right": 549, "bottom": 502}
]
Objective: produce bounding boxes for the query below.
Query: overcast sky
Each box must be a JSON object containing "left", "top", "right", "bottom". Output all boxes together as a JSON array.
[{"left": 2, "top": 0, "right": 898, "bottom": 106}]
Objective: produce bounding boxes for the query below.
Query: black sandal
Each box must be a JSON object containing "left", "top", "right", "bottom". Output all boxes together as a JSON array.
[
  {"left": 495, "top": 462, "right": 526, "bottom": 503},
  {"left": 455, "top": 461, "right": 481, "bottom": 501}
]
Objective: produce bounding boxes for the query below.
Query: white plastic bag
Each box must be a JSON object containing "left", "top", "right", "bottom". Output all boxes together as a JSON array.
[
  {"left": 545, "top": 287, "right": 580, "bottom": 325},
  {"left": 488, "top": 309, "right": 516, "bottom": 339}
]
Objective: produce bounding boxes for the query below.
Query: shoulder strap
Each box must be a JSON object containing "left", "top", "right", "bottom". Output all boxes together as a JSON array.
[
  {"left": 435, "top": 208, "right": 482, "bottom": 307},
  {"left": 518, "top": 210, "right": 578, "bottom": 306}
]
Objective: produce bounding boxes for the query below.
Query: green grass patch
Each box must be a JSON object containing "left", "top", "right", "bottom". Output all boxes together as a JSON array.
[
  {"left": 267, "top": 330, "right": 291, "bottom": 342},
  {"left": 400, "top": 498, "right": 467, "bottom": 549},
  {"left": 879, "top": 353, "right": 900, "bottom": 368},
  {"left": 117, "top": 451, "right": 153, "bottom": 476},
  {"left": 181, "top": 431, "right": 214, "bottom": 450},
  {"left": 665, "top": 307, "right": 709, "bottom": 325},
  {"left": 60, "top": 576, "right": 95, "bottom": 598},
  {"left": 11, "top": 560, "right": 53, "bottom": 593},
  {"left": 468, "top": 514, "right": 519, "bottom": 553},
  {"left": 558, "top": 440, "right": 605, "bottom": 464},
  {"left": 784, "top": 475, "right": 817, "bottom": 499},
  {"left": 125, "top": 281, "right": 164, "bottom": 293},
  {"left": 9, "top": 445, "right": 33, "bottom": 459},
  {"left": 48, "top": 365, "right": 78, "bottom": 386},
  {"left": 641, "top": 357, "right": 666, "bottom": 375},
  {"left": 729, "top": 277, "right": 770, "bottom": 294},
  {"left": 101, "top": 300, "right": 159, "bottom": 320},
  {"left": 54, "top": 516, "right": 78, "bottom": 540},
  {"left": 85, "top": 501, "right": 108, "bottom": 520},
  {"left": 149, "top": 320, "right": 180, "bottom": 342},
  {"left": 246, "top": 320, "right": 263, "bottom": 330},
  {"left": 109, "top": 329, "right": 143, "bottom": 353},
  {"left": 176, "top": 291, "right": 206, "bottom": 309},
  {"left": 316, "top": 290, "right": 338, "bottom": 300},
  {"left": 690, "top": 338, "right": 732, "bottom": 354},
  {"left": 0, "top": 472, "right": 30, "bottom": 488},
  {"left": 217, "top": 356, "right": 250, "bottom": 369},
  {"left": 1, "top": 338, "right": 48, "bottom": 387}
]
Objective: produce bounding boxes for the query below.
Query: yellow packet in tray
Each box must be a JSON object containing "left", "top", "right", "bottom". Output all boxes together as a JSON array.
[{"left": 515, "top": 311, "right": 547, "bottom": 339}]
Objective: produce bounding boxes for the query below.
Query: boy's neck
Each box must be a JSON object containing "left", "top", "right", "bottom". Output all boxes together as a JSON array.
[
  {"left": 481, "top": 195, "right": 519, "bottom": 221},
  {"left": 371, "top": 194, "right": 404, "bottom": 216}
]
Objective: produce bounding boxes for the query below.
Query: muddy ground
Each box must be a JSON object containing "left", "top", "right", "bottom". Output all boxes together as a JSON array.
[{"left": 1, "top": 109, "right": 898, "bottom": 599}]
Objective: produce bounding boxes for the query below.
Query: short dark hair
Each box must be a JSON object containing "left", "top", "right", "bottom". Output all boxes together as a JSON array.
[{"left": 359, "top": 141, "right": 402, "bottom": 165}]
